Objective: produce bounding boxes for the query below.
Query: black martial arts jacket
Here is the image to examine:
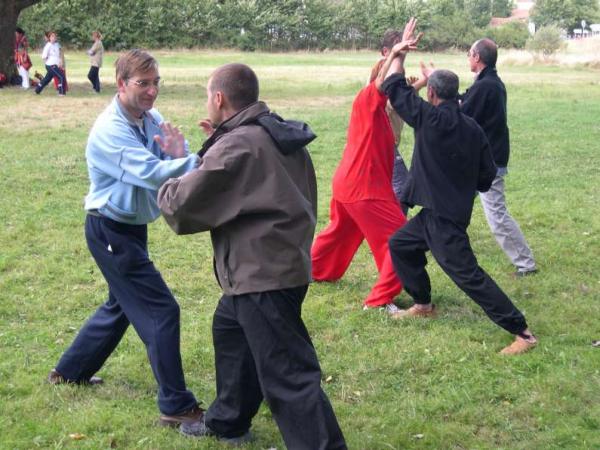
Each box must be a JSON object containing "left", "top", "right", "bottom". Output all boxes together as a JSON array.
[
  {"left": 382, "top": 73, "right": 497, "bottom": 227},
  {"left": 459, "top": 66, "right": 510, "bottom": 168}
]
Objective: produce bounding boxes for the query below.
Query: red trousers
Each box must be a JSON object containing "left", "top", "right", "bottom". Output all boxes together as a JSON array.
[{"left": 311, "top": 198, "right": 406, "bottom": 307}]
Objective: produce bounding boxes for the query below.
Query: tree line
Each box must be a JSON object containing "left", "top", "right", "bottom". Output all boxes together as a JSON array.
[{"left": 18, "top": 0, "right": 529, "bottom": 52}]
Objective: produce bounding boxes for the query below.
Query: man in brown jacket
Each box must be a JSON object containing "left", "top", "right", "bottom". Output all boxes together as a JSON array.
[{"left": 158, "top": 63, "right": 346, "bottom": 449}]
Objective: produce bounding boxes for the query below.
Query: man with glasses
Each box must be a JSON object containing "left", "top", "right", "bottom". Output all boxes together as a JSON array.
[
  {"left": 461, "top": 39, "right": 537, "bottom": 277},
  {"left": 48, "top": 49, "right": 204, "bottom": 429}
]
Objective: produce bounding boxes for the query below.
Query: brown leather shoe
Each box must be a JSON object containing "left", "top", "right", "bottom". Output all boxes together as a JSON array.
[
  {"left": 500, "top": 335, "right": 538, "bottom": 355},
  {"left": 47, "top": 368, "right": 103, "bottom": 385},
  {"left": 159, "top": 404, "right": 205, "bottom": 428},
  {"left": 389, "top": 304, "right": 437, "bottom": 320}
]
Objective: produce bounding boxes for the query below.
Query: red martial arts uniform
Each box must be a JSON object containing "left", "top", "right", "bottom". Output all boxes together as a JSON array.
[{"left": 312, "top": 82, "right": 406, "bottom": 307}]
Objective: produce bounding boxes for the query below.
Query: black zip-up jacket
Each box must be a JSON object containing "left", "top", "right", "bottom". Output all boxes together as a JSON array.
[
  {"left": 383, "top": 73, "right": 497, "bottom": 227},
  {"left": 460, "top": 66, "right": 510, "bottom": 168}
]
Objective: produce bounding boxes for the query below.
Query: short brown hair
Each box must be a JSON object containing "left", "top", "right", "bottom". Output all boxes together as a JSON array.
[
  {"left": 209, "top": 63, "right": 259, "bottom": 111},
  {"left": 115, "top": 49, "right": 158, "bottom": 82},
  {"left": 381, "top": 29, "right": 402, "bottom": 51}
]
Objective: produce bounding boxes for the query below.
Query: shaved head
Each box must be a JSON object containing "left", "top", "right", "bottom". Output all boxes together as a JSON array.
[{"left": 208, "top": 63, "right": 259, "bottom": 111}]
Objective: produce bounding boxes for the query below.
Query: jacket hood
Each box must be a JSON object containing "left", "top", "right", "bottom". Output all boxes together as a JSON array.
[{"left": 199, "top": 101, "right": 316, "bottom": 156}]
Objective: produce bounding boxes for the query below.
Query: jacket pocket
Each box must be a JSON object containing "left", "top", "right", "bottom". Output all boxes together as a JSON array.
[
  {"left": 100, "top": 188, "right": 138, "bottom": 222},
  {"left": 221, "top": 239, "right": 234, "bottom": 290},
  {"left": 100, "top": 219, "right": 145, "bottom": 274}
]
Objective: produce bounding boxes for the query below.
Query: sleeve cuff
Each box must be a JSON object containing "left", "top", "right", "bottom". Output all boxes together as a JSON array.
[{"left": 382, "top": 73, "right": 408, "bottom": 96}]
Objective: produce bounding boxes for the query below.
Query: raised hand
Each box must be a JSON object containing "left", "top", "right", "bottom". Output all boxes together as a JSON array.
[
  {"left": 198, "top": 119, "right": 216, "bottom": 137},
  {"left": 154, "top": 122, "right": 186, "bottom": 158},
  {"left": 406, "top": 75, "right": 419, "bottom": 85},
  {"left": 402, "top": 17, "right": 418, "bottom": 42},
  {"left": 420, "top": 61, "right": 436, "bottom": 79},
  {"left": 391, "top": 18, "right": 423, "bottom": 56}
]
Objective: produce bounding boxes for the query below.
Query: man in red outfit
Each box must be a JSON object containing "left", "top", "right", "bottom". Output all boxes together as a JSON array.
[{"left": 311, "top": 20, "right": 422, "bottom": 317}]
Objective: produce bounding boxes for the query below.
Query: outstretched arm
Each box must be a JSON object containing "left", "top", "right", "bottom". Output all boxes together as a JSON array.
[{"left": 375, "top": 17, "right": 422, "bottom": 91}]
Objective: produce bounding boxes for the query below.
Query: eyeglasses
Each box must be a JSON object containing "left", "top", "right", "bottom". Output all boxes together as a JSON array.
[{"left": 127, "top": 78, "right": 161, "bottom": 89}]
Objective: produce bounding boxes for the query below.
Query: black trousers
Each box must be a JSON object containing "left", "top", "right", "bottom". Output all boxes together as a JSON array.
[
  {"left": 87, "top": 65, "right": 100, "bottom": 92},
  {"left": 36, "top": 64, "right": 65, "bottom": 95},
  {"left": 205, "top": 286, "right": 347, "bottom": 450},
  {"left": 55, "top": 215, "right": 197, "bottom": 415},
  {"left": 389, "top": 209, "right": 528, "bottom": 335}
]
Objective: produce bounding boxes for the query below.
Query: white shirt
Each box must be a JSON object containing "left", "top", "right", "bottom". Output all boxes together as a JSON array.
[{"left": 42, "top": 42, "right": 61, "bottom": 66}]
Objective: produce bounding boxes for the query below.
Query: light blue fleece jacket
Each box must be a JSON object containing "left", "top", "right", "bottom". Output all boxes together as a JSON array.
[{"left": 84, "top": 96, "right": 199, "bottom": 224}]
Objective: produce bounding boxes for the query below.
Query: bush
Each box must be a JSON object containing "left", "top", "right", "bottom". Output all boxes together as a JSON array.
[
  {"left": 420, "top": 15, "right": 482, "bottom": 51},
  {"left": 526, "top": 25, "right": 565, "bottom": 58},
  {"left": 485, "top": 22, "right": 530, "bottom": 49}
]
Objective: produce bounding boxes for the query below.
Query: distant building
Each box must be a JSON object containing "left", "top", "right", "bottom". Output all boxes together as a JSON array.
[{"left": 490, "top": 1, "right": 536, "bottom": 34}]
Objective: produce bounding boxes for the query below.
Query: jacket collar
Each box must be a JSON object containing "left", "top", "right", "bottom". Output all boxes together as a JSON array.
[
  {"left": 199, "top": 102, "right": 270, "bottom": 156},
  {"left": 477, "top": 65, "right": 497, "bottom": 81}
]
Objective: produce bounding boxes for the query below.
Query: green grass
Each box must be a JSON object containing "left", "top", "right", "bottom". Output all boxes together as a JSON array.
[{"left": 1, "top": 49, "right": 599, "bottom": 450}]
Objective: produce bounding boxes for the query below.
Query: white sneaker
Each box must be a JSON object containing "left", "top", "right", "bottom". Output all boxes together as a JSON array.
[
  {"left": 383, "top": 303, "right": 402, "bottom": 316},
  {"left": 363, "top": 303, "right": 401, "bottom": 316}
]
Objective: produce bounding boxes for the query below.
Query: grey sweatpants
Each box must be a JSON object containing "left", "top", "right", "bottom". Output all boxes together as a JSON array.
[{"left": 479, "top": 175, "right": 536, "bottom": 273}]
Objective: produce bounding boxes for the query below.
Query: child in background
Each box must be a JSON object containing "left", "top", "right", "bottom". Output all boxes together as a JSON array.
[
  {"left": 87, "top": 31, "right": 104, "bottom": 93},
  {"left": 35, "top": 31, "right": 66, "bottom": 96},
  {"left": 14, "top": 27, "right": 31, "bottom": 89}
]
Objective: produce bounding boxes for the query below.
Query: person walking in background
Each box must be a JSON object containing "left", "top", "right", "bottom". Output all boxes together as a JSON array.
[
  {"left": 48, "top": 49, "right": 204, "bottom": 430},
  {"left": 382, "top": 25, "right": 538, "bottom": 355},
  {"left": 35, "top": 31, "right": 66, "bottom": 96},
  {"left": 461, "top": 38, "right": 537, "bottom": 277},
  {"left": 14, "top": 27, "right": 31, "bottom": 90},
  {"left": 87, "top": 30, "right": 104, "bottom": 93},
  {"left": 159, "top": 63, "right": 346, "bottom": 449}
]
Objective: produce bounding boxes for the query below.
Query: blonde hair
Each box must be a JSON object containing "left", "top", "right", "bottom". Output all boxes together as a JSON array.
[
  {"left": 92, "top": 30, "right": 102, "bottom": 40},
  {"left": 115, "top": 49, "right": 158, "bottom": 82}
]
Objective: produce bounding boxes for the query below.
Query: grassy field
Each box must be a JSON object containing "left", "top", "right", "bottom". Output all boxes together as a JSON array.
[{"left": 1, "top": 49, "right": 599, "bottom": 450}]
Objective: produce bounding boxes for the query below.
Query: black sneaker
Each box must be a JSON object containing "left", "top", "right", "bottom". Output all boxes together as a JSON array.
[
  {"left": 180, "top": 417, "right": 253, "bottom": 446},
  {"left": 514, "top": 269, "right": 538, "bottom": 278}
]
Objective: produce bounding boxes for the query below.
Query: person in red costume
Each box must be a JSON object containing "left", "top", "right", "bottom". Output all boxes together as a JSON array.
[{"left": 311, "top": 19, "right": 423, "bottom": 317}]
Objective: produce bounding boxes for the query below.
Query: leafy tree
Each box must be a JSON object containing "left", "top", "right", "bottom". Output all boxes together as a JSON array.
[
  {"left": 531, "top": 0, "right": 599, "bottom": 31},
  {"left": 12, "top": 0, "right": 532, "bottom": 53},
  {"left": 491, "top": 0, "right": 514, "bottom": 17}
]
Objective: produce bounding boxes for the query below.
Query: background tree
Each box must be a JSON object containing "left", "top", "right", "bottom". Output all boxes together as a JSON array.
[
  {"left": 17, "top": 0, "right": 534, "bottom": 52},
  {"left": 0, "top": 0, "right": 42, "bottom": 78},
  {"left": 531, "top": 0, "right": 600, "bottom": 31},
  {"left": 491, "top": 0, "right": 514, "bottom": 17}
]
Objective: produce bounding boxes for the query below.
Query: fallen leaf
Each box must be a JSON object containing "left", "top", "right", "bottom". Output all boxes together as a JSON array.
[{"left": 69, "top": 433, "right": 86, "bottom": 440}]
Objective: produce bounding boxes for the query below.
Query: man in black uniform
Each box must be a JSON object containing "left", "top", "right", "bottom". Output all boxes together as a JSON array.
[{"left": 381, "top": 37, "right": 537, "bottom": 355}]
